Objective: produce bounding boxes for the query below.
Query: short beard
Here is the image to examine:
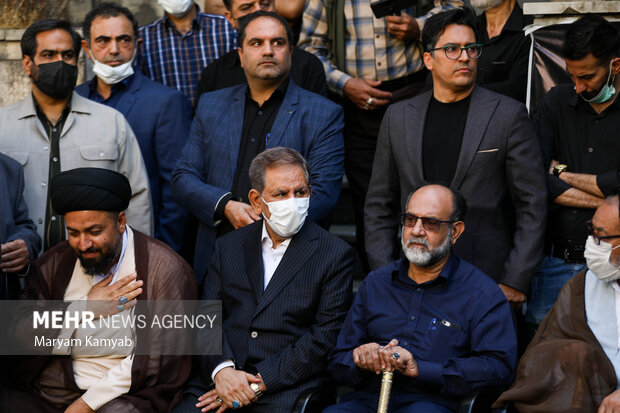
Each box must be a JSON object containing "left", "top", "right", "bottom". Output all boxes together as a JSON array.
[
  {"left": 78, "top": 231, "right": 123, "bottom": 275},
  {"left": 470, "top": 0, "right": 504, "bottom": 11},
  {"left": 402, "top": 228, "right": 452, "bottom": 267}
]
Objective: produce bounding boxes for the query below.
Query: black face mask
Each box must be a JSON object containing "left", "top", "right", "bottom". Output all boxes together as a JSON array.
[{"left": 32, "top": 61, "right": 78, "bottom": 99}]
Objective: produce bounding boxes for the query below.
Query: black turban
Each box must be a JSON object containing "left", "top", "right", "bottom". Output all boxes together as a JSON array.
[{"left": 50, "top": 168, "right": 132, "bottom": 215}]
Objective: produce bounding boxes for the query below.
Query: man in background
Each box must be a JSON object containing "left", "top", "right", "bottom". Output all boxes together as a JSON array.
[
  {"left": 137, "top": 0, "right": 237, "bottom": 105},
  {"left": 77, "top": 2, "right": 192, "bottom": 254}
]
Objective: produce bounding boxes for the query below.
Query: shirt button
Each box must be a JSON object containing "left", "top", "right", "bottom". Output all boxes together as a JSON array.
[
  {"left": 588, "top": 147, "right": 593, "bottom": 153},
  {"left": 38, "top": 219, "right": 43, "bottom": 224},
  {"left": 43, "top": 146, "right": 49, "bottom": 151},
  {"left": 416, "top": 288, "right": 421, "bottom": 292},
  {"left": 251, "top": 331, "right": 258, "bottom": 339},
  {"left": 376, "top": 34, "right": 380, "bottom": 39},
  {"left": 52, "top": 128, "right": 57, "bottom": 132},
  {"left": 41, "top": 181, "right": 47, "bottom": 188},
  {"left": 402, "top": 341, "right": 408, "bottom": 346},
  {"left": 250, "top": 138, "right": 255, "bottom": 143},
  {"left": 410, "top": 316, "right": 416, "bottom": 320},
  {"left": 378, "top": 62, "right": 382, "bottom": 66},
  {"left": 52, "top": 157, "right": 58, "bottom": 162},
  {"left": 51, "top": 216, "right": 57, "bottom": 221},
  {"left": 99, "top": 152, "right": 105, "bottom": 157},
  {"left": 258, "top": 111, "right": 263, "bottom": 115}
]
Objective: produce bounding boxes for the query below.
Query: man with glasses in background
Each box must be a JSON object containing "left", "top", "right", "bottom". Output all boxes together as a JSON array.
[
  {"left": 364, "top": 9, "right": 546, "bottom": 306},
  {"left": 496, "top": 191, "right": 620, "bottom": 411},
  {"left": 327, "top": 184, "right": 516, "bottom": 413}
]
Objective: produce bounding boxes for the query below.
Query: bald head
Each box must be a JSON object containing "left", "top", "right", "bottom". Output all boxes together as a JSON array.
[{"left": 406, "top": 184, "right": 467, "bottom": 222}]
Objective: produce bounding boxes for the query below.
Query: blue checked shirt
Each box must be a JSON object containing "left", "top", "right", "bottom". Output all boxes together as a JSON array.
[
  {"left": 137, "top": 10, "right": 236, "bottom": 105},
  {"left": 299, "top": 0, "right": 462, "bottom": 95}
]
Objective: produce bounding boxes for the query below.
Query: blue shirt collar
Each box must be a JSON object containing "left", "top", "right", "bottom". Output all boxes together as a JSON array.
[{"left": 393, "top": 253, "right": 458, "bottom": 287}]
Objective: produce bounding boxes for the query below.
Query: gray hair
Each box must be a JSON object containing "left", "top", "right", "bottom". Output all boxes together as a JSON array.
[{"left": 249, "top": 147, "right": 310, "bottom": 193}]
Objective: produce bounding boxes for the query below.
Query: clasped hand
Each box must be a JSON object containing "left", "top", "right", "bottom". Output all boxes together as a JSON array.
[
  {"left": 196, "top": 367, "right": 265, "bottom": 412},
  {"left": 353, "top": 339, "right": 418, "bottom": 377}
]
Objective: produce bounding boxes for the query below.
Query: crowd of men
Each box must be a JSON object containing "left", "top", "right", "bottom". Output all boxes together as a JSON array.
[{"left": 0, "top": 0, "right": 619, "bottom": 411}]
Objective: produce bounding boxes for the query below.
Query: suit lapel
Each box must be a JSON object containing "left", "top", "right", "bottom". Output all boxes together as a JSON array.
[
  {"left": 114, "top": 74, "right": 140, "bottom": 117},
  {"left": 244, "top": 223, "right": 265, "bottom": 303},
  {"left": 451, "top": 87, "right": 499, "bottom": 190},
  {"left": 405, "top": 91, "right": 433, "bottom": 185},
  {"left": 266, "top": 78, "right": 298, "bottom": 148},
  {"left": 228, "top": 86, "right": 246, "bottom": 178},
  {"left": 253, "top": 223, "right": 318, "bottom": 318}
]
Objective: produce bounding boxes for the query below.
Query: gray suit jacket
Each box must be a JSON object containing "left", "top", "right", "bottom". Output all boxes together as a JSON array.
[{"left": 364, "top": 87, "right": 547, "bottom": 292}]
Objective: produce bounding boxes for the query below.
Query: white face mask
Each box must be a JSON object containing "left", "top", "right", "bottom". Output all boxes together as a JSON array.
[
  {"left": 158, "top": 0, "right": 195, "bottom": 17},
  {"left": 90, "top": 49, "right": 136, "bottom": 85},
  {"left": 585, "top": 235, "right": 620, "bottom": 282},
  {"left": 262, "top": 196, "right": 309, "bottom": 238}
]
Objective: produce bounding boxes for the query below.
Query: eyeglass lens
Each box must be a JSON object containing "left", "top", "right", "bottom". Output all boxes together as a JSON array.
[
  {"left": 402, "top": 214, "right": 442, "bottom": 231},
  {"left": 444, "top": 45, "right": 481, "bottom": 60}
]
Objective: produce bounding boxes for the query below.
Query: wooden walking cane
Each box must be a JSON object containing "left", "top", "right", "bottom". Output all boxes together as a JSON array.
[{"left": 377, "top": 370, "right": 394, "bottom": 413}]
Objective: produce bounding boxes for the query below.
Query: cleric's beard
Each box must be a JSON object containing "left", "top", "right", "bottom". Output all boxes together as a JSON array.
[{"left": 77, "top": 231, "right": 122, "bottom": 275}]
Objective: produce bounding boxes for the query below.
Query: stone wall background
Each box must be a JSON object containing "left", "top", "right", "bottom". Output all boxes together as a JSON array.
[
  {"left": 0, "top": 0, "right": 607, "bottom": 108},
  {"left": 0, "top": 0, "right": 171, "bottom": 107}
]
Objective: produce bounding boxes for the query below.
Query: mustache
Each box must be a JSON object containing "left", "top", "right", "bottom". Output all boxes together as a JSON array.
[
  {"left": 259, "top": 57, "right": 278, "bottom": 65},
  {"left": 404, "top": 236, "right": 429, "bottom": 248},
  {"left": 79, "top": 247, "right": 101, "bottom": 255},
  {"left": 454, "top": 64, "right": 472, "bottom": 71}
]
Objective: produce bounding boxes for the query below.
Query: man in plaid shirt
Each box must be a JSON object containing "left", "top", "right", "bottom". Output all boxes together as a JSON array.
[
  {"left": 137, "top": 1, "right": 237, "bottom": 105},
  {"left": 299, "top": 0, "right": 461, "bottom": 273}
]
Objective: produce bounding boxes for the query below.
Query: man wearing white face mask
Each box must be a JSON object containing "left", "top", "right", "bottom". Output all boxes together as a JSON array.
[
  {"left": 496, "top": 192, "right": 620, "bottom": 411},
  {"left": 525, "top": 14, "right": 620, "bottom": 334},
  {"left": 137, "top": 0, "right": 236, "bottom": 105},
  {"left": 171, "top": 147, "right": 355, "bottom": 413},
  {"left": 76, "top": 3, "right": 193, "bottom": 255}
]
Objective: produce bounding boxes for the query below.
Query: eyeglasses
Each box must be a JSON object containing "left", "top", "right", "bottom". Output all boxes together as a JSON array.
[
  {"left": 400, "top": 213, "right": 455, "bottom": 232},
  {"left": 586, "top": 220, "right": 620, "bottom": 245},
  {"left": 429, "top": 44, "right": 483, "bottom": 60}
]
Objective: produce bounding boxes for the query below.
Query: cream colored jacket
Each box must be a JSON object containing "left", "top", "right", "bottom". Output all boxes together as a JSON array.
[{"left": 0, "top": 92, "right": 153, "bottom": 245}]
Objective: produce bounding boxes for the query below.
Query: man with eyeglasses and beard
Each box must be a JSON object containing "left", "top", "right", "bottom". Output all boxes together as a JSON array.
[
  {"left": 326, "top": 184, "right": 516, "bottom": 413},
  {"left": 364, "top": 9, "right": 546, "bottom": 309}
]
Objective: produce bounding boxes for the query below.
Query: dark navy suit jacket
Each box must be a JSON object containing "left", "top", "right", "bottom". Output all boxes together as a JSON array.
[
  {"left": 76, "top": 72, "right": 192, "bottom": 252},
  {"left": 199, "top": 220, "right": 354, "bottom": 409},
  {"left": 0, "top": 153, "right": 41, "bottom": 299},
  {"left": 171, "top": 79, "right": 345, "bottom": 284}
]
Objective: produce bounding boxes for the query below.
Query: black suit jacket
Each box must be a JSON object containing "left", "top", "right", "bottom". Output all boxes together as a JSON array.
[
  {"left": 365, "top": 87, "right": 547, "bottom": 293},
  {"left": 201, "top": 219, "right": 354, "bottom": 407}
]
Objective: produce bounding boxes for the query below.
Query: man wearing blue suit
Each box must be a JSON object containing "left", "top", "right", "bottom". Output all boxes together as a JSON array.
[
  {"left": 0, "top": 153, "right": 41, "bottom": 300},
  {"left": 76, "top": 3, "right": 192, "bottom": 253},
  {"left": 171, "top": 147, "right": 355, "bottom": 413},
  {"left": 172, "top": 11, "right": 345, "bottom": 284}
]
